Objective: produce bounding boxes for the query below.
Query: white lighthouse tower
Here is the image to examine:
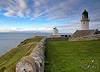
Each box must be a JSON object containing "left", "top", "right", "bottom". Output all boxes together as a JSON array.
[
  {"left": 81, "top": 10, "right": 90, "bottom": 30},
  {"left": 53, "top": 27, "right": 58, "bottom": 35}
]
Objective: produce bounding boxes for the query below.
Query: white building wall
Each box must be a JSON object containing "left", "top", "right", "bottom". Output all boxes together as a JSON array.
[
  {"left": 81, "top": 21, "right": 89, "bottom": 30},
  {"left": 53, "top": 28, "right": 58, "bottom": 35}
]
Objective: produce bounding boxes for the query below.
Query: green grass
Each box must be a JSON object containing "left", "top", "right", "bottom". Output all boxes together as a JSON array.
[
  {"left": 45, "top": 40, "right": 100, "bottom": 72},
  {"left": 0, "top": 36, "right": 44, "bottom": 72}
]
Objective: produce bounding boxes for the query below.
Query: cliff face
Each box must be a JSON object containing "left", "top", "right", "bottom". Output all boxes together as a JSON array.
[{"left": 0, "top": 36, "right": 44, "bottom": 72}]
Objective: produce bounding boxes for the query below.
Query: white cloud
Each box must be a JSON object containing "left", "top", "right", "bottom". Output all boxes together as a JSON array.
[
  {"left": 4, "top": 24, "right": 7, "bottom": 27},
  {"left": 17, "top": 23, "right": 19, "bottom": 24},
  {"left": 47, "top": 16, "right": 61, "bottom": 20},
  {"left": 0, "top": 27, "right": 52, "bottom": 33},
  {"left": 4, "top": 9, "right": 17, "bottom": 17},
  {"left": 89, "top": 21, "right": 100, "bottom": 30},
  {"left": 30, "top": 18, "right": 35, "bottom": 20},
  {"left": 0, "top": 27, "right": 17, "bottom": 32},
  {"left": 34, "top": 1, "right": 41, "bottom": 6},
  {"left": 0, "top": 0, "right": 30, "bottom": 17},
  {"left": 90, "top": 22, "right": 100, "bottom": 25},
  {"left": 30, "top": 10, "right": 47, "bottom": 20},
  {"left": 17, "top": 0, "right": 27, "bottom": 9}
]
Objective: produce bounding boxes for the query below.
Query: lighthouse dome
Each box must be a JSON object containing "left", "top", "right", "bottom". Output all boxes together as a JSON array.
[{"left": 82, "top": 10, "right": 88, "bottom": 18}]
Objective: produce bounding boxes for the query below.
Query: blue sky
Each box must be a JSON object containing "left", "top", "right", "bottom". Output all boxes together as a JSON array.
[{"left": 0, "top": 0, "right": 100, "bottom": 33}]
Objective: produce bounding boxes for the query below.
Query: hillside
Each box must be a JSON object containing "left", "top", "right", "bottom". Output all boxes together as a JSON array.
[{"left": 0, "top": 36, "right": 44, "bottom": 72}]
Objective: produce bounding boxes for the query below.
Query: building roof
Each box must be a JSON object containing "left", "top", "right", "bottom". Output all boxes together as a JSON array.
[
  {"left": 53, "top": 27, "right": 56, "bottom": 29},
  {"left": 82, "top": 10, "right": 88, "bottom": 15},
  {"left": 71, "top": 30, "right": 98, "bottom": 38}
]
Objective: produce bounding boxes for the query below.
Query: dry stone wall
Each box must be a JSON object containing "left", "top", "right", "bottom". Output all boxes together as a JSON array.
[
  {"left": 69, "top": 34, "right": 100, "bottom": 41},
  {"left": 46, "top": 37, "right": 69, "bottom": 41},
  {"left": 16, "top": 38, "right": 46, "bottom": 72}
]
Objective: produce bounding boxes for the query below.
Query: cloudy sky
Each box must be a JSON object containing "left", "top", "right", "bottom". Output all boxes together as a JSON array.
[{"left": 0, "top": 0, "right": 100, "bottom": 33}]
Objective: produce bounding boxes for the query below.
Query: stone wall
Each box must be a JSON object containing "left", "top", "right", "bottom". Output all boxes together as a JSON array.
[
  {"left": 46, "top": 37, "right": 69, "bottom": 41},
  {"left": 16, "top": 36, "right": 69, "bottom": 72},
  {"left": 16, "top": 38, "right": 46, "bottom": 72},
  {"left": 69, "top": 34, "right": 100, "bottom": 41}
]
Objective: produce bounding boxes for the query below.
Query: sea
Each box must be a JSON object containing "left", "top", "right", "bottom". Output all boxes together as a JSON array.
[{"left": 0, "top": 32, "right": 71, "bottom": 56}]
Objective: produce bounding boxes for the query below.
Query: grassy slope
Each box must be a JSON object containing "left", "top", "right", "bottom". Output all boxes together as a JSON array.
[
  {"left": 0, "top": 36, "right": 44, "bottom": 72},
  {"left": 45, "top": 40, "right": 100, "bottom": 72}
]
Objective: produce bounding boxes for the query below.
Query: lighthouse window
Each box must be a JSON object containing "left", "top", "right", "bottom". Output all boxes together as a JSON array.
[
  {"left": 83, "top": 22, "right": 85, "bottom": 24},
  {"left": 84, "top": 15, "right": 87, "bottom": 18},
  {"left": 82, "top": 14, "right": 84, "bottom": 18}
]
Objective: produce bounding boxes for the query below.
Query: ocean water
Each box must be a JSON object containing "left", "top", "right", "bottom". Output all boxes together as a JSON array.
[{"left": 0, "top": 33, "right": 52, "bottom": 56}]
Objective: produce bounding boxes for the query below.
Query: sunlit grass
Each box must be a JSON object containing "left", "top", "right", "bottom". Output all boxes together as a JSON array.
[{"left": 45, "top": 40, "right": 100, "bottom": 72}]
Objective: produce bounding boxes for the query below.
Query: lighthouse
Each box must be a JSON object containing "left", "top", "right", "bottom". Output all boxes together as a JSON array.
[
  {"left": 53, "top": 27, "right": 58, "bottom": 35},
  {"left": 81, "top": 10, "right": 90, "bottom": 30},
  {"left": 71, "top": 10, "right": 100, "bottom": 39}
]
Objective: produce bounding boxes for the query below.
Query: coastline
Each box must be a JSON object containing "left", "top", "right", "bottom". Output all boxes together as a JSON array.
[{"left": 0, "top": 36, "right": 44, "bottom": 72}]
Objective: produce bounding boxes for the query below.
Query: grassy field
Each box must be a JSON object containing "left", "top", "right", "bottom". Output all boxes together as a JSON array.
[
  {"left": 45, "top": 40, "right": 100, "bottom": 72},
  {"left": 0, "top": 36, "right": 44, "bottom": 72}
]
